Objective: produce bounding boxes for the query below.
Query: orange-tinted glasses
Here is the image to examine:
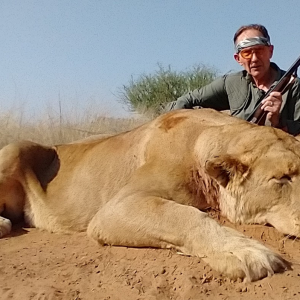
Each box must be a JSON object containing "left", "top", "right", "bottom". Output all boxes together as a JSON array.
[{"left": 239, "top": 46, "right": 270, "bottom": 60}]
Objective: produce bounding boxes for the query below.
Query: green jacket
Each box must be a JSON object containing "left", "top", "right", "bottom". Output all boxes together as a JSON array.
[{"left": 166, "top": 63, "right": 300, "bottom": 135}]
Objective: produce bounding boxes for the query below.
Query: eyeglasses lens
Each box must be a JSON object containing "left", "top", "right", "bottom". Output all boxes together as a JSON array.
[{"left": 240, "top": 47, "right": 267, "bottom": 60}]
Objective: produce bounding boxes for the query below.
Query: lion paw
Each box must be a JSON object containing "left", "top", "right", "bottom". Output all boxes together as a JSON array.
[
  {"left": 0, "top": 216, "right": 12, "bottom": 238},
  {"left": 205, "top": 237, "right": 290, "bottom": 282},
  {"left": 233, "top": 246, "right": 288, "bottom": 282}
]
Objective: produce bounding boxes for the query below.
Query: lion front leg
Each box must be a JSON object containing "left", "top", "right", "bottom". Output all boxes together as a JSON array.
[{"left": 87, "top": 194, "right": 289, "bottom": 282}]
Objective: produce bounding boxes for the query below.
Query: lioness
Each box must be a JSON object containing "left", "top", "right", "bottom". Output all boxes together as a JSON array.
[{"left": 1, "top": 109, "right": 299, "bottom": 282}]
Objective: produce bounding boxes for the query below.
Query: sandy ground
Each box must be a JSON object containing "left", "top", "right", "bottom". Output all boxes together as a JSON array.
[{"left": 1, "top": 218, "right": 300, "bottom": 300}]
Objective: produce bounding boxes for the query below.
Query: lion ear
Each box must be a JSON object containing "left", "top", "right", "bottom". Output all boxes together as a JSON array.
[{"left": 205, "top": 155, "right": 249, "bottom": 187}]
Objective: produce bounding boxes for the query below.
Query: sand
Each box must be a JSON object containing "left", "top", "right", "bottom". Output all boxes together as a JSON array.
[{"left": 1, "top": 219, "right": 300, "bottom": 300}]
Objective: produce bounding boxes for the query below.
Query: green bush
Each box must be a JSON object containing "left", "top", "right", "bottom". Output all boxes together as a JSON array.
[{"left": 120, "top": 64, "right": 218, "bottom": 117}]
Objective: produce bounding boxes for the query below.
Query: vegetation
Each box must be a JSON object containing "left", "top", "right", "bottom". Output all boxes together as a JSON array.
[
  {"left": 0, "top": 106, "right": 146, "bottom": 148},
  {"left": 120, "top": 64, "right": 218, "bottom": 117}
]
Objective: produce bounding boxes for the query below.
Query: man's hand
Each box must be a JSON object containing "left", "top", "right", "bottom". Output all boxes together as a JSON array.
[{"left": 261, "top": 91, "right": 283, "bottom": 127}]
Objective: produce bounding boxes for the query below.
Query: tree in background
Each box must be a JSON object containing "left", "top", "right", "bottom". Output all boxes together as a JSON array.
[{"left": 120, "top": 64, "right": 218, "bottom": 117}]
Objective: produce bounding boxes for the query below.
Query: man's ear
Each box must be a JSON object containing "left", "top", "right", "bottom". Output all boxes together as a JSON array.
[
  {"left": 269, "top": 45, "right": 274, "bottom": 59},
  {"left": 205, "top": 155, "right": 249, "bottom": 187},
  {"left": 234, "top": 53, "right": 243, "bottom": 66}
]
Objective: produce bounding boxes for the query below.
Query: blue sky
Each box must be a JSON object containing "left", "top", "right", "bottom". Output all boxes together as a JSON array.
[{"left": 0, "top": 1, "right": 300, "bottom": 118}]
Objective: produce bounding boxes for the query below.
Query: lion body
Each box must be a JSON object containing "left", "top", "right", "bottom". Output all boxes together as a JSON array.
[{"left": 1, "top": 109, "right": 300, "bottom": 281}]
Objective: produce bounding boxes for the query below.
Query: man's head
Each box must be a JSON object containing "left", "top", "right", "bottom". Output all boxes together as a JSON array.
[{"left": 233, "top": 24, "right": 274, "bottom": 81}]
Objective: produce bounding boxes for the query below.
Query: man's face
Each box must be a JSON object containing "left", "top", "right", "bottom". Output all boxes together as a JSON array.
[{"left": 234, "top": 29, "right": 273, "bottom": 81}]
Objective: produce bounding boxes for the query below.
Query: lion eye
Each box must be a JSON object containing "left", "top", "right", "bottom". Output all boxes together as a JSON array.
[
  {"left": 272, "top": 175, "right": 292, "bottom": 184},
  {"left": 281, "top": 175, "right": 292, "bottom": 181}
]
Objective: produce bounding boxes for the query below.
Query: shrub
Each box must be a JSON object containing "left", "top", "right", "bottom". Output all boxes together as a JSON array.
[{"left": 120, "top": 64, "right": 218, "bottom": 117}]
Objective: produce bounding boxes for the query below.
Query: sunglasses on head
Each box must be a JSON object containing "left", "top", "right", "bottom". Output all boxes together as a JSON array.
[{"left": 239, "top": 46, "right": 269, "bottom": 60}]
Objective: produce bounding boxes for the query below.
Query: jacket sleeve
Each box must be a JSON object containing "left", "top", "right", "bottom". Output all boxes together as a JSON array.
[
  {"left": 167, "top": 76, "right": 230, "bottom": 111},
  {"left": 285, "top": 79, "right": 300, "bottom": 136}
]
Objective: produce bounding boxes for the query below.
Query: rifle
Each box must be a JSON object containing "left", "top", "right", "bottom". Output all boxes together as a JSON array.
[{"left": 247, "top": 55, "right": 300, "bottom": 125}]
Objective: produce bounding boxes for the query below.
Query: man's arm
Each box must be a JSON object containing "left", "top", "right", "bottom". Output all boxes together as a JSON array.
[
  {"left": 166, "top": 76, "right": 230, "bottom": 111},
  {"left": 281, "top": 79, "right": 300, "bottom": 136}
]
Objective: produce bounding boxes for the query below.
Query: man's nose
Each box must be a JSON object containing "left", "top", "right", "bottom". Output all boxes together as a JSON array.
[{"left": 251, "top": 52, "right": 259, "bottom": 61}]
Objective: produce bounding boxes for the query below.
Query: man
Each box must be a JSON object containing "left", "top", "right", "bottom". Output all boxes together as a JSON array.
[{"left": 166, "top": 24, "right": 300, "bottom": 135}]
